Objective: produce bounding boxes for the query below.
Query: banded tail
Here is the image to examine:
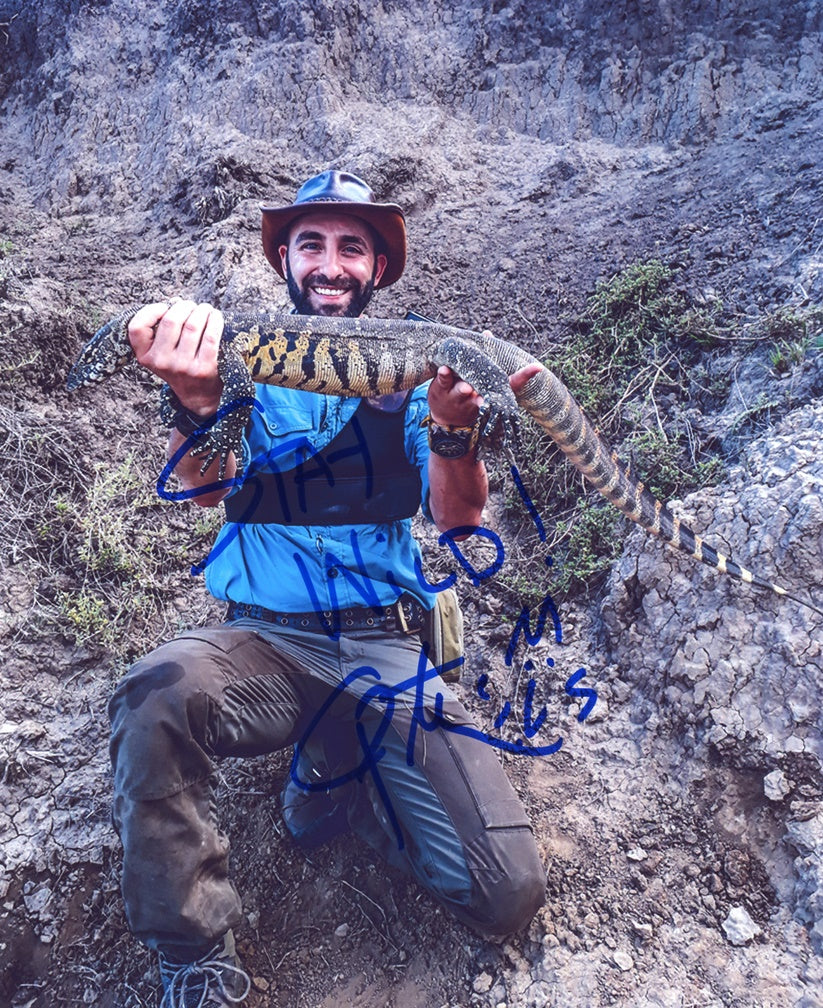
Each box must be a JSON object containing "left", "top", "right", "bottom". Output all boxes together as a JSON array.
[{"left": 510, "top": 349, "right": 822, "bottom": 618}]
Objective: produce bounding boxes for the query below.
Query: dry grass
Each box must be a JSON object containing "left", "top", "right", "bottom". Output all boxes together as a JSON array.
[{"left": 0, "top": 398, "right": 224, "bottom": 660}]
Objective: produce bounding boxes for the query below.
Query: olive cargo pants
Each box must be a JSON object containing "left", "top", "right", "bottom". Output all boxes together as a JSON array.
[{"left": 108, "top": 622, "right": 546, "bottom": 954}]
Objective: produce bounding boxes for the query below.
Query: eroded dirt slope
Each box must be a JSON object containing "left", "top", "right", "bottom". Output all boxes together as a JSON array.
[{"left": 1, "top": 2, "right": 822, "bottom": 1006}]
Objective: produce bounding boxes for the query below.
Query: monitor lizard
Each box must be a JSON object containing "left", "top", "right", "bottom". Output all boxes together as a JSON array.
[{"left": 66, "top": 306, "right": 821, "bottom": 616}]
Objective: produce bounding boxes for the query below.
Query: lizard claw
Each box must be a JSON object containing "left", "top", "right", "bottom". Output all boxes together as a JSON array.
[
  {"left": 431, "top": 336, "right": 521, "bottom": 454},
  {"left": 475, "top": 402, "right": 522, "bottom": 458}
]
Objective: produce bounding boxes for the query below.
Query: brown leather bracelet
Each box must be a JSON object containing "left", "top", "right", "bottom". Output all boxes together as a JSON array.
[
  {"left": 161, "top": 384, "right": 219, "bottom": 439},
  {"left": 173, "top": 405, "right": 219, "bottom": 439}
]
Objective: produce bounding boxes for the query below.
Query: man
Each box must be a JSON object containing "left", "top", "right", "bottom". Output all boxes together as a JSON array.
[{"left": 110, "top": 171, "right": 546, "bottom": 1007}]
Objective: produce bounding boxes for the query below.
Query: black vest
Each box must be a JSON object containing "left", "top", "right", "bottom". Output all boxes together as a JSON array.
[{"left": 224, "top": 397, "right": 423, "bottom": 525}]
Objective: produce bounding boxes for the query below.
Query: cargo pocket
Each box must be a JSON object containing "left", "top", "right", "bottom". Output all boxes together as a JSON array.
[{"left": 429, "top": 695, "right": 532, "bottom": 832}]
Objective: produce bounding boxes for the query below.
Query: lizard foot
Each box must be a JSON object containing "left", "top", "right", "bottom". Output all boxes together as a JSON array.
[{"left": 431, "top": 337, "right": 521, "bottom": 454}]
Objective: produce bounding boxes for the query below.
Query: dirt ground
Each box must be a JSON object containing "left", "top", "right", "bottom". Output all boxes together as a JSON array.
[{"left": 1, "top": 2, "right": 822, "bottom": 1006}]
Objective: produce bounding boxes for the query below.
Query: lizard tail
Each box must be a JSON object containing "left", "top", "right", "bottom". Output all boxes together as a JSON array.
[
  {"left": 477, "top": 330, "right": 822, "bottom": 616},
  {"left": 65, "top": 306, "right": 139, "bottom": 389}
]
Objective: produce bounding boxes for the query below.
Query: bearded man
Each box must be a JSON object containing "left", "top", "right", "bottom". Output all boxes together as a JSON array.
[{"left": 109, "top": 170, "right": 546, "bottom": 1007}]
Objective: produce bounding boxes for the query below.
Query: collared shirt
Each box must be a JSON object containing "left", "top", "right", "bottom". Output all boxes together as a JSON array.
[{"left": 204, "top": 383, "right": 434, "bottom": 613}]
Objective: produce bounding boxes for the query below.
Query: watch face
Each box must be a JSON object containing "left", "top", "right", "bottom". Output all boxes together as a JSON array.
[{"left": 430, "top": 430, "right": 470, "bottom": 458}]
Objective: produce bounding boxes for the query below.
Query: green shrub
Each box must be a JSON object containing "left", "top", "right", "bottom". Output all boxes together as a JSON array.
[
  {"left": 1, "top": 402, "right": 224, "bottom": 658},
  {"left": 494, "top": 265, "right": 823, "bottom": 606}
]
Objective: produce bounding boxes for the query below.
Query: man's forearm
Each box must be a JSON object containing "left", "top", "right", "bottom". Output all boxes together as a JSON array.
[{"left": 428, "top": 452, "right": 489, "bottom": 534}]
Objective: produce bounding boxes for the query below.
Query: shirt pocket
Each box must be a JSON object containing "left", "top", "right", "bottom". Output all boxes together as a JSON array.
[{"left": 244, "top": 400, "right": 319, "bottom": 476}]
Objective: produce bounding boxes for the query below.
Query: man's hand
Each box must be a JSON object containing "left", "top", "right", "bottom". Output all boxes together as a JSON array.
[
  {"left": 427, "top": 361, "right": 544, "bottom": 425},
  {"left": 128, "top": 300, "right": 235, "bottom": 503},
  {"left": 426, "top": 361, "right": 544, "bottom": 535},
  {"left": 128, "top": 300, "right": 224, "bottom": 417},
  {"left": 508, "top": 361, "right": 544, "bottom": 396}
]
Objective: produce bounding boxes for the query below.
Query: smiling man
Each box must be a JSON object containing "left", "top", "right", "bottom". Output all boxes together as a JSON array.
[
  {"left": 110, "top": 171, "right": 546, "bottom": 1007},
  {"left": 280, "top": 213, "right": 385, "bottom": 315},
  {"left": 263, "top": 170, "right": 404, "bottom": 320}
]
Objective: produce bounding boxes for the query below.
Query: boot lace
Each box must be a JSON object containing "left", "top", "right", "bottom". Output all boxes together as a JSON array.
[{"left": 158, "top": 940, "right": 251, "bottom": 1008}]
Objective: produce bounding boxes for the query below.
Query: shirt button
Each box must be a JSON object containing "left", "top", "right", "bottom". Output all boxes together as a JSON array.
[{"left": 327, "top": 567, "right": 339, "bottom": 578}]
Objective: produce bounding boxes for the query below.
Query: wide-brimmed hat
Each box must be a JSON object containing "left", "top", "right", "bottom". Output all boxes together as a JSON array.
[{"left": 261, "top": 171, "right": 407, "bottom": 288}]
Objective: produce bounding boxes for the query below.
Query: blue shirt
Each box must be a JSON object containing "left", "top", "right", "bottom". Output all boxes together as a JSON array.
[{"left": 204, "top": 383, "right": 435, "bottom": 613}]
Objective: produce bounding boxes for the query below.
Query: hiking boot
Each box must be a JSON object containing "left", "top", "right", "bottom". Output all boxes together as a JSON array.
[{"left": 158, "top": 930, "right": 251, "bottom": 1007}]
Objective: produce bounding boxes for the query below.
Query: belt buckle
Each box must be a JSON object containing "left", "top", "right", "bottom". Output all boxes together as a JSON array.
[{"left": 388, "top": 599, "right": 412, "bottom": 634}]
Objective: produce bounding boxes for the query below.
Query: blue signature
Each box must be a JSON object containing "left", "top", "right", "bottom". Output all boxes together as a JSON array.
[
  {"left": 156, "top": 400, "right": 335, "bottom": 575},
  {"left": 288, "top": 639, "right": 597, "bottom": 850},
  {"left": 155, "top": 398, "right": 511, "bottom": 590},
  {"left": 156, "top": 393, "right": 599, "bottom": 836}
]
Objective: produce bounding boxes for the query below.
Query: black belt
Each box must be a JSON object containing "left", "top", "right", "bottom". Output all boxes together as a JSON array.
[{"left": 226, "top": 595, "right": 426, "bottom": 634}]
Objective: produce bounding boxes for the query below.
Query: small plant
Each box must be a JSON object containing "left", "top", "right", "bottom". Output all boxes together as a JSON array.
[
  {"left": 757, "top": 305, "right": 818, "bottom": 343},
  {"left": 556, "top": 260, "right": 695, "bottom": 422},
  {"left": 0, "top": 237, "right": 14, "bottom": 298},
  {"left": 747, "top": 304, "right": 822, "bottom": 375},
  {"left": 1, "top": 402, "right": 223, "bottom": 657},
  {"left": 621, "top": 426, "right": 724, "bottom": 501},
  {"left": 768, "top": 336, "right": 811, "bottom": 375},
  {"left": 550, "top": 503, "right": 625, "bottom": 598},
  {"left": 57, "top": 590, "right": 111, "bottom": 647}
]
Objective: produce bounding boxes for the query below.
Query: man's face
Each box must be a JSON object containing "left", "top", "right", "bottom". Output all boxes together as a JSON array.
[{"left": 279, "top": 211, "right": 388, "bottom": 317}]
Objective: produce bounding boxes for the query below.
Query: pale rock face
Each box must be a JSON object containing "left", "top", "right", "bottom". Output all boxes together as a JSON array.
[
  {"left": 722, "top": 906, "right": 762, "bottom": 945},
  {"left": 602, "top": 402, "right": 823, "bottom": 949},
  {"left": 764, "top": 768, "right": 790, "bottom": 801}
]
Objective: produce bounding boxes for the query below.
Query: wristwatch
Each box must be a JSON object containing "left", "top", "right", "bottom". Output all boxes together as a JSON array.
[{"left": 424, "top": 415, "right": 483, "bottom": 459}]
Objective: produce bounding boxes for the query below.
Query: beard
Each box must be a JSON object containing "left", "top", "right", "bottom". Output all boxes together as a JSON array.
[{"left": 285, "top": 259, "right": 376, "bottom": 318}]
